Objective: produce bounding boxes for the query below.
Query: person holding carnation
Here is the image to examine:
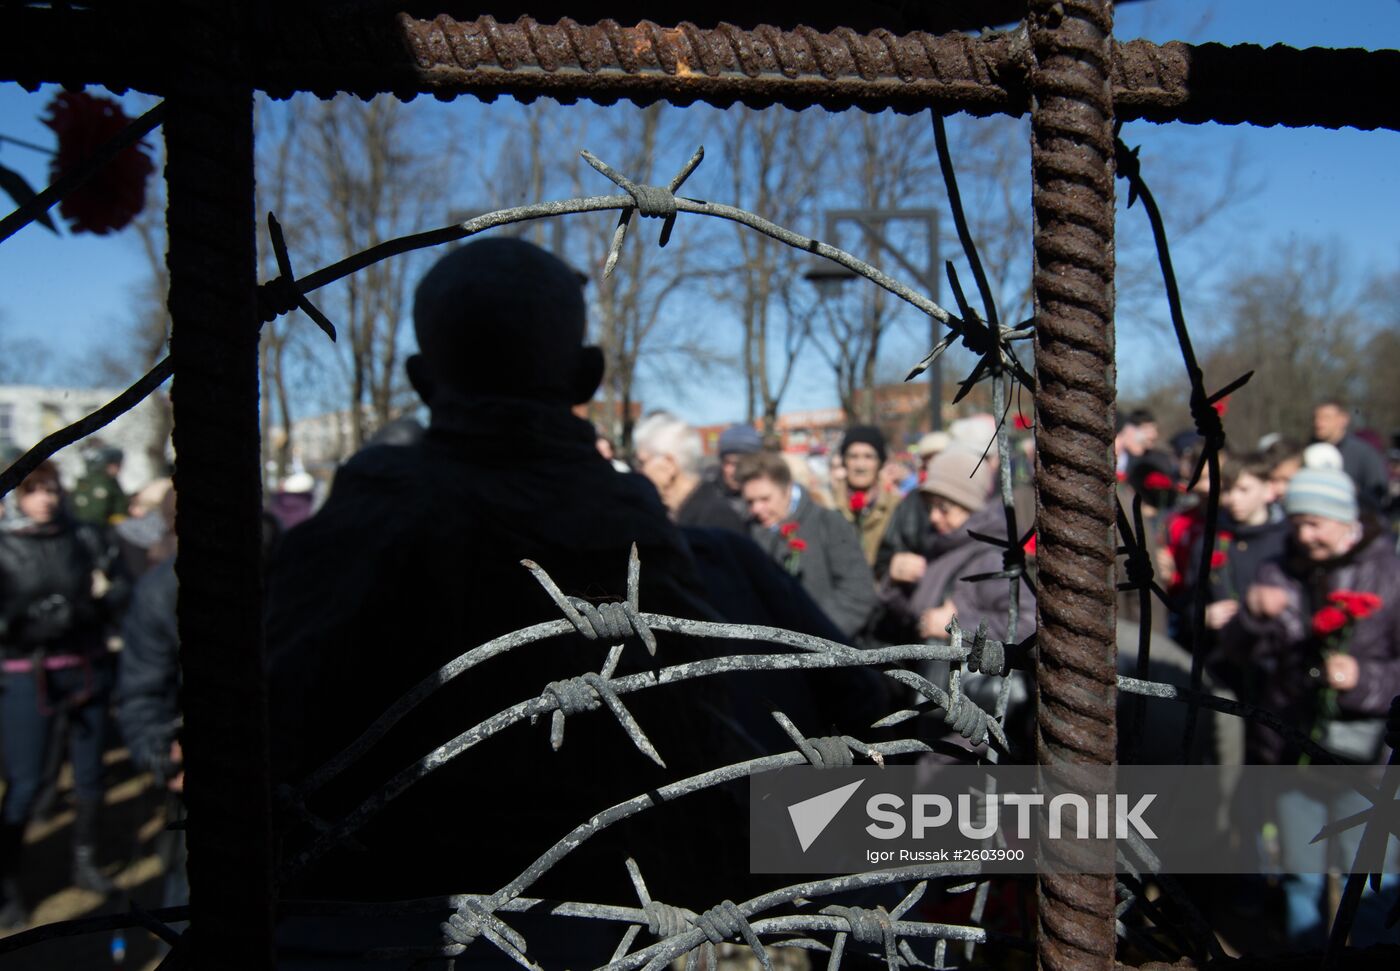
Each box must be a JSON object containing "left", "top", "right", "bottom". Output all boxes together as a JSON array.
[
  {"left": 1235, "top": 466, "right": 1400, "bottom": 946},
  {"left": 734, "top": 450, "right": 876, "bottom": 639},
  {"left": 830, "top": 426, "right": 901, "bottom": 567}
]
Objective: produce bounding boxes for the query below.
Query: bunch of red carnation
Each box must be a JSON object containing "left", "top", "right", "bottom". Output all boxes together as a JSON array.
[{"left": 1313, "top": 589, "right": 1382, "bottom": 637}]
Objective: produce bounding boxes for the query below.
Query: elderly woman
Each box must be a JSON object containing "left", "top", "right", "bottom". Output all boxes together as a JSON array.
[
  {"left": 881, "top": 448, "right": 1035, "bottom": 646},
  {"left": 1235, "top": 467, "right": 1400, "bottom": 946},
  {"left": 632, "top": 411, "right": 746, "bottom": 533},
  {"left": 0, "top": 461, "right": 128, "bottom": 927}
]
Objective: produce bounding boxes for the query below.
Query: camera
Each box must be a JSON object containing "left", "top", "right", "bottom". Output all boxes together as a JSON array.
[{"left": 20, "top": 594, "right": 75, "bottom": 645}]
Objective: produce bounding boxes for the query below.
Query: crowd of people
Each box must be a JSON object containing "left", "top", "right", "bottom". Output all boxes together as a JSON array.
[{"left": 0, "top": 236, "right": 1395, "bottom": 960}]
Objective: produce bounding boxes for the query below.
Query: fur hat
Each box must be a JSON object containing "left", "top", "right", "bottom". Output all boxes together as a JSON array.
[{"left": 839, "top": 425, "right": 886, "bottom": 463}]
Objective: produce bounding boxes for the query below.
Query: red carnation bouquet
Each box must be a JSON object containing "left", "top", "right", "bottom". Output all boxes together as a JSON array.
[
  {"left": 42, "top": 91, "right": 154, "bottom": 235},
  {"left": 779, "top": 521, "right": 806, "bottom": 575},
  {"left": 1303, "top": 589, "right": 1384, "bottom": 763}
]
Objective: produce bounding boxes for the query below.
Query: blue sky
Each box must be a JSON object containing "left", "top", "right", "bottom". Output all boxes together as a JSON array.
[{"left": 0, "top": 0, "right": 1396, "bottom": 423}]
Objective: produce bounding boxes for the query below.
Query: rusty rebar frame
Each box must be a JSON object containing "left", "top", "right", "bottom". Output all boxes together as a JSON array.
[
  {"left": 2, "top": 3, "right": 1397, "bottom": 969},
  {"left": 1028, "top": 2, "right": 1119, "bottom": 968},
  {"left": 3, "top": 11, "right": 1398, "bottom": 130}
]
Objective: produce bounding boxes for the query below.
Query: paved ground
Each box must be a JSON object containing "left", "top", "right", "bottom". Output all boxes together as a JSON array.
[
  {"left": 0, "top": 747, "right": 172, "bottom": 970},
  {"left": 0, "top": 747, "right": 1355, "bottom": 969}
]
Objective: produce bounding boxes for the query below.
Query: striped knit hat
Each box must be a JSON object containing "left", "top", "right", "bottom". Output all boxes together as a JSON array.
[{"left": 1283, "top": 467, "right": 1357, "bottom": 523}]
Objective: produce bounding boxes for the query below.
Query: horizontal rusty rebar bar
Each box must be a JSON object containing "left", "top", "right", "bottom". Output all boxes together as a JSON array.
[{"left": 3, "top": 10, "right": 1397, "bottom": 130}]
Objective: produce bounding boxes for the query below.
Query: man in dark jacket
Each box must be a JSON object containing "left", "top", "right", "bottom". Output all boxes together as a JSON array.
[
  {"left": 734, "top": 450, "right": 876, "bottom": 639},
  {"left": 265, "top": 240, "right": 755, "bottom": 963},
  {"left": 1312, "top": 400, "right": 1387, "bottom": 514}
]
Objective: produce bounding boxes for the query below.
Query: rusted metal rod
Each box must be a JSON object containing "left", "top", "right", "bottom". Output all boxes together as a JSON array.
[
  {"left": 3, "top": 11, "right": 1397, "bottom": 130},
  {"left": 164, "top": 2, "right": 275, "bottom": 967},
  {"left": 1028, "top": 0, "right": 1119, "bottom": 968}
]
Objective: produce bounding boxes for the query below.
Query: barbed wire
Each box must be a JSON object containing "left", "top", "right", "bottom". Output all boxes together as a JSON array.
[{"left": 1, "top": 136, "right": 1025, "bottom": 500}]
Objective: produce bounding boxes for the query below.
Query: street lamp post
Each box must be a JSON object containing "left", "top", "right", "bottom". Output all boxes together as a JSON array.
[{"left": 804, "top": 208, "right": 942, "bottom": 430}]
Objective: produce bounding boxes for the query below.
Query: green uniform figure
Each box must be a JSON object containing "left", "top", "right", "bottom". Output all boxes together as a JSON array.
[{"left": 71, "top": 446, "right": 127, "bottom": 526}]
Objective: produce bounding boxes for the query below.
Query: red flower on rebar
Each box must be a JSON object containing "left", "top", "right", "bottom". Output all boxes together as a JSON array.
[
  {"left": 849, "top": 491, "right": 867, "bottom": 513},
  {"left": 779, "top": 521, "right": 799, "bottom": 538},
  {"left": 1312, "top": 606, "right": 1349, "bottom": 637},
  {"left": 42, "top": 91, "right": 154, "bottom": 235}
]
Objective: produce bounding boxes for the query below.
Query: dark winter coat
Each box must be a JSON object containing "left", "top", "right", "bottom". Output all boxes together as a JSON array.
[
  {"left": 747, "top": 488, "right": 877, "bottom": 639},
  {"left": 0, "top": 514, "right": 126, "bottom": 659},
  {"left": 681, "top": 527, "right": 891, "bottom": 749},
  {"left": 265, "top": 396, "right": 752, "bottom": 907},
  {"left": 676, "top": 477, "right": 747, "bottom": 533},
  {"left": 874, "top": 490, "right": 937, "bottom": 582},
  {"left": 1334, "top": 433, "right": 1389, "bottom": 515},
  {"left": 1232, "top": 521, "right": 1400, "bottom": 765},
  {"left": 116, "top": 557, "right": 180, "bottom": 781}
]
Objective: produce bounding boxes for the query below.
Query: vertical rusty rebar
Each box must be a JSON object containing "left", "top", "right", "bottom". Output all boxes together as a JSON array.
[
  {"left": 1029, "top": 1, "right": 1119, "bottom": 968},
  {"left": 165, "top": 2, "right": 275, "bottom": 966}
]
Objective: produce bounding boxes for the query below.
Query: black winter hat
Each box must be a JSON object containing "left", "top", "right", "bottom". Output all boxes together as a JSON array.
[{"left": 840, "top": 425, "right": 886, "bottom": 464}]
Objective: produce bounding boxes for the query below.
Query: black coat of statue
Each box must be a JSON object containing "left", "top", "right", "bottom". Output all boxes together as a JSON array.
[{"left": 266, "top": 397, "right": 757, "bottom": 909}]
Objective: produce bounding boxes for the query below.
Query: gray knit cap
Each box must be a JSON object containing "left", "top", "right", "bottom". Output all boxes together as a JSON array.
[
  {"left": 1283, "top": 467, "right": 1358, "bottom": 523},
  {"left": 918, "top": 448, "right": 992, "bottom": 512}
]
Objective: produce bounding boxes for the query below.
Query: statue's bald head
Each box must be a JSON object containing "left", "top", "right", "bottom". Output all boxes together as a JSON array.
[{"left": 410, "top": 237, "right": 601, "bottom": 405}]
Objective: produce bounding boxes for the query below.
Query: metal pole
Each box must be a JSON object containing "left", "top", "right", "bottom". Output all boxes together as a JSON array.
[
  {"left": 1029, "top": 0, "right": 1119, "bottom": 968},
  {"left": 926, "top": 221, "right": 942, "bottom": 430},
  {"left": 166, "top": 1, "right": 276, "bottom": 965}
]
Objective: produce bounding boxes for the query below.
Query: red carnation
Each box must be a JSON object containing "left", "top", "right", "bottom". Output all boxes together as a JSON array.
[
  {"left": 1312, "top": 606, "right": 1349, "bottom": 637},
  {"left": 788, "top": 538, "right": 808, "bottom": 552},
  {"left": 1013, "top": 414, "right": 1033, "bottom": 431},
  {"left": 849, "top": 491, "right": 867, "bottom": 513},
  {"left": 1329, "top": 590, "right": 1382, "bottom": 620},
  {"left": 1210, "top": 551, "right": 1227, "bottom": 570},
  {"left": 43, "top": 91, "right": 155, "bottom": 235},
  {"left": 779, "top": 522, "right": 799, "bottom": 538},
  {"left": 1143, "top": 472, "right": 1175, "bottom": 492}
]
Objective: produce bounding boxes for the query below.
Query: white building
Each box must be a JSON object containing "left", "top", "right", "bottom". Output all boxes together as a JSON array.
[{"left": 0, "top": 384, "right": 171, "bottom": 493}]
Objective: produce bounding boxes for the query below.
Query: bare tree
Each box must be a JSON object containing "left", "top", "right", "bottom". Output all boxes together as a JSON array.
[
  {"left": 572, "top": 104, "right": 719, "bottom": 452},
  {"left": 711, "top": 106, "right": 829, "bottom": 430},
  {"left": 810, "top": 113, "right": 940, "bottom": 423},
  {"left": 1135, "top": 239, "right": 1384, "bottom": 447},
  {"left": 0, "top": 311, "right": 56, "bottom": 386},
  {"left": 275, "top": 94, "right": 461, "bottom": 454}
]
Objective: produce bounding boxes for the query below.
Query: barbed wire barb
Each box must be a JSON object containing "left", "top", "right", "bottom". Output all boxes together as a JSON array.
[{"left": 260, "top": 212, "right": 338, "bottom": 342}]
